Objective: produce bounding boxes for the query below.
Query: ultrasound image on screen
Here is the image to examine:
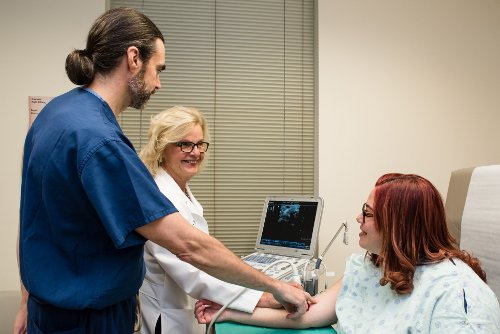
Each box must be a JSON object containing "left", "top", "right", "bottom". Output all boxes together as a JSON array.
[{"left": 260, "top": 200, "right": 318, "bottom": 250}]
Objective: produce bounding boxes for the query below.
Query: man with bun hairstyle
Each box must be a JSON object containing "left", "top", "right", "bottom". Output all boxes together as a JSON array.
[{"left": 15, "top": 7, "right": 312, "bottom": 333}]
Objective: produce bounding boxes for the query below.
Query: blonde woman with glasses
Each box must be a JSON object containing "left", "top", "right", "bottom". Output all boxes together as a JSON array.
[{"left": 139, "top": 106, "right": 283, "bottom": 334}]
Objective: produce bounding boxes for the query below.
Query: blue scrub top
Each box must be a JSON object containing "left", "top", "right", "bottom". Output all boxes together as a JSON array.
[{"left": 20, "top": 87, "right": 177, "bottom": 310}]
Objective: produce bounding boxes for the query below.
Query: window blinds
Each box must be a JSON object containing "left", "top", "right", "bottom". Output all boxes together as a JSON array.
[{"left": 111, "top": 0, "right": 316, "bottom": 255}]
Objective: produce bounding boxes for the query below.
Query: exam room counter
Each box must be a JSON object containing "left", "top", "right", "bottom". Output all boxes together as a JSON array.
[{"left": 216, "top": 321, "right": 337, "bottom": 334}]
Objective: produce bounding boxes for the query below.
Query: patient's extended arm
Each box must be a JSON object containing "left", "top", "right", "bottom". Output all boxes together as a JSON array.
[{"left": 195, "top": 277, "right": 343, "bottom": 329}]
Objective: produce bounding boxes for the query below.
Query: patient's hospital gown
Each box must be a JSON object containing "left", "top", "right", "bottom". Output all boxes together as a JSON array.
[{"left": 335, "top": 254, "right": 500, "bottom": 333}]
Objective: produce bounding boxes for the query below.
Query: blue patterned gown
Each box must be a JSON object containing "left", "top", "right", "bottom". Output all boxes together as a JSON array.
[{"left": 336, "top": 254, "right": 500, "bottom": 333}]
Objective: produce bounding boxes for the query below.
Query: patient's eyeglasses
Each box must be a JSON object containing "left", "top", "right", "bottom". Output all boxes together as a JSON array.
[
  {"left": 361, "top": 203, "right": 374, "bottom": 225},
  {"left": 175, "top": 141, "right": 210, "bottom": 153}
]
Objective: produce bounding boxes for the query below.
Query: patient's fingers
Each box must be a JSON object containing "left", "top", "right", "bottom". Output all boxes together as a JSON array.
[{"left": 194, "top": 303, "right": 211, "bottom": 324}]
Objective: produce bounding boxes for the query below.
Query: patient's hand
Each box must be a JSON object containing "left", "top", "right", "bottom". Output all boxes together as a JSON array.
[{"left": 195, "top": 299, "right": 226, "bottom": 324}]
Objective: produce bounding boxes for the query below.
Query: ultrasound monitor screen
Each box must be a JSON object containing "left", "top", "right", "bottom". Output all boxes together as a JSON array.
[{"left": 259, "top": 200, "right": 318, "bottom": 250}]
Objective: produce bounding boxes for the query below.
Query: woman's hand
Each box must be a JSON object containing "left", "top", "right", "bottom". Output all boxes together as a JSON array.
[{"left": 194, "top": 299, "right": 226, "bottom": 324}]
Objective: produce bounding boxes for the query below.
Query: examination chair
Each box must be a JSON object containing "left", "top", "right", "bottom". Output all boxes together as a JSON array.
[{"left": 445, "top": 164, "right": 500, "bottom": 299}]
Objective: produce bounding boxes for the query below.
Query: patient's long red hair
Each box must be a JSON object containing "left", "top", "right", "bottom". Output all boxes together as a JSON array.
[{"left": 369, "top": 173, "right": 486, "bottom": 295}]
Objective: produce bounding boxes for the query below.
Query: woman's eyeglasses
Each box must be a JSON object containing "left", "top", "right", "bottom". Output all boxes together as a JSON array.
[
  {"left": 175, "top": 141, "right": 210, "bottom": 153},
  {"left": 361, "top": 202, "right": 374, "bottom": 224}
]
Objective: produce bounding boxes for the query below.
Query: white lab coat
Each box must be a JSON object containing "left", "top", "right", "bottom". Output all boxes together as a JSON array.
[{"left": 139, "top": 168, "right": 263, "bottom": 334}]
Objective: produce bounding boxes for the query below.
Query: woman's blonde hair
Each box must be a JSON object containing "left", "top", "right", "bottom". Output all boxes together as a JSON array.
[{"left": 139, "top": 106, "right": 209, "bottom": 177}]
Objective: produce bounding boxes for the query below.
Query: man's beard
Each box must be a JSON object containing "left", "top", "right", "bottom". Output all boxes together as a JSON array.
[{"left": 128, "top": 66, "right": 154, "bottom": 110}]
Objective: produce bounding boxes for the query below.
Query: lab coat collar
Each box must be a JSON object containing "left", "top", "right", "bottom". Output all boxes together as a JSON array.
[{"left": 155, "top": 168, "right": 203, "bottom": 216}]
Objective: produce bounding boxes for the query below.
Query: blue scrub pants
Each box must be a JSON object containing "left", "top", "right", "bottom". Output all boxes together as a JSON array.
[{"left": 27, "top": 295, "right": 137, "bottom": 334}]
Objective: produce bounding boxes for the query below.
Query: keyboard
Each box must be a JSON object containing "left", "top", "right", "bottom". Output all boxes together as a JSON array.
[{"left": 242, "top": 253, "right": 310, "bottom": 281}]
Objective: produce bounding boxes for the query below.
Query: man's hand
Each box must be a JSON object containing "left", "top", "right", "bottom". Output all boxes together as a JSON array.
[
  {"left": 257, "top": 282, "right": 304, "bottom": 309},
  {"left": 13, "top": 283, "right": 28, "bottom": 334},
  {"left": 256, "top": 292, "right": 281, "bottom": 308},
  {"left": 272, "top": 281, "right": 315, "bottom": 318},
  {"left": 12, "top": 301, "right": 27, "bottom": 334}
]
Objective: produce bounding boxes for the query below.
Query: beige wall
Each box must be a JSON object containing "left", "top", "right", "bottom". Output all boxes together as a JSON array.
[
  {"left": 318, "top": 0, "right": 500, "bottom": 280},
  {"left": 1, "top": 0, "right": 500, "bottom": 294},
  {"left": 0, "top": 0, "right": 105, "bottom": 292}
]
